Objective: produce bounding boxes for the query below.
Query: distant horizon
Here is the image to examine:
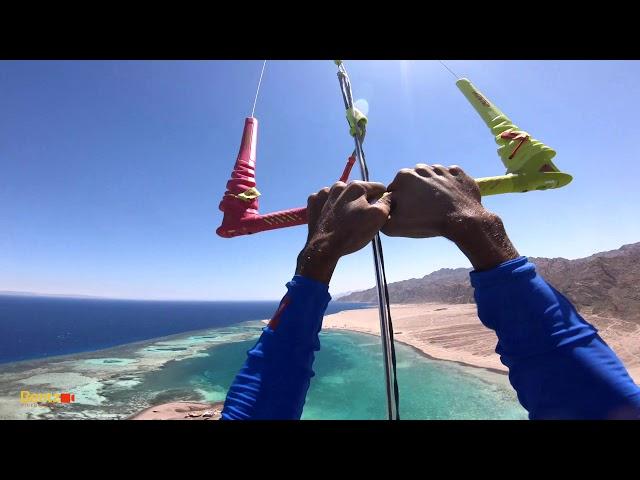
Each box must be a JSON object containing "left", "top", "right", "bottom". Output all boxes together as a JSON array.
[
  {"left": 0, "top": 291, "right": 290, "bottom": 302},
  {"left": 4, "top": 239, "right": 635, "bottom": 302}
]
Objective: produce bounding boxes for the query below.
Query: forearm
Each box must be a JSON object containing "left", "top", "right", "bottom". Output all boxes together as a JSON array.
[
  {"left": 220, "top": 179, "right": 390, "bottom": 420},
  {"left": 471, "top": 256, "right": 640, "bottom": 419},
  {"left": 221, "top": 274, "right": 331, "bottom": 420}
]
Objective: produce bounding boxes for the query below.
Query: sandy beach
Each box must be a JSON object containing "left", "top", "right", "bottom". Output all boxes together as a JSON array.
[
  {"left": 322, "top": 303, "right": 640, "bottom": 384},
  {"left": 129, "top": 401, "right": 224, "bottom": 420}
]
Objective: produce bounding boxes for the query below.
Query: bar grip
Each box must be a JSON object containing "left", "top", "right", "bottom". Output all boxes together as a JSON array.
[{"left": 216, "top": 207, "right": 308, "bottom": 238}]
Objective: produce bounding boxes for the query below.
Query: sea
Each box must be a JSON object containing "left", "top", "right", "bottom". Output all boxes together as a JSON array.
[{"left": 0, "top": 295, "right": 527, "bottom": 420}]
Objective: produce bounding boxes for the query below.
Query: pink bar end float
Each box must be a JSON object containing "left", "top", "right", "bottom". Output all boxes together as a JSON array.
[{"left": 216, "top": 116, "right": 356, "bottom": 238}]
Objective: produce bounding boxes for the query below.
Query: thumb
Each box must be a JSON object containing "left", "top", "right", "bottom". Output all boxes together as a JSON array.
[{"left": 367, "top": 192, "right": 393, "bottom": 225}]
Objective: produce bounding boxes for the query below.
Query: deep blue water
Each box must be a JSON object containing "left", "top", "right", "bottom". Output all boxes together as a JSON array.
[{"left": 0, "top": 295, "right": 369, "bottom": 364}]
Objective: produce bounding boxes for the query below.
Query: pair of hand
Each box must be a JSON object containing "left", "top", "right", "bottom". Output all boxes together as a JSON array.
[{"left": 296, "top": 164, "right": 518, "bottom": 284}]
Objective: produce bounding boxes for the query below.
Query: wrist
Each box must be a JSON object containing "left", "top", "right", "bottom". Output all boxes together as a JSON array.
[
  {"left": 447, "top": 210, "right": 519, "bottom": 272},
  {"left": 295, "top": 244, "right": 339, "bottom": 285}
]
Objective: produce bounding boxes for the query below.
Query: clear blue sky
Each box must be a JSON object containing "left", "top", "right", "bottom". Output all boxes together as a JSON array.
[{"left": 1, "top": 60, "right": 639, "bottom": 300}]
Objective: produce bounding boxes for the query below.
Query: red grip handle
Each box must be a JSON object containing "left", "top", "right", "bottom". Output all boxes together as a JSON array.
[
  {"left": 216, "top": 117, "right": 356, "bottom": 238},
  {"left": 216, "top": 207, "right": 308, "bottom": 238}
]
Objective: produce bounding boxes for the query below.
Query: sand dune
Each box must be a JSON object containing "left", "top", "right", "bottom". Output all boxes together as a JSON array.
[{"left": 322, "top": 303, "right": 640, "bottom": 384}]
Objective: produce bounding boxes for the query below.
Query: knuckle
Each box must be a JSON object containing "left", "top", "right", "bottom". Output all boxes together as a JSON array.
[
  {"left": 315, "top": 187, "right": 330, "bottom": 200},
  {"left": 347, "top": 180, "right": 367, "bottom": 193},
  {"left": 396, "top": 168, "right": 415, "bottom": 181},
  {"left": 431, "top": 165, "right": 448, "bottom": 176}
]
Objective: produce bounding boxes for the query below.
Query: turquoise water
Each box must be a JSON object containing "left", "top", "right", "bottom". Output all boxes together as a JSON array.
[
  {"left": 306, "top": 331, "right": 526, "bottom": 419},
  {"left": 2, "top": 322, "right": 527, "bottom": 419},
  {"left": 116, "top": 328, "right": 527, "bottom": 420}
]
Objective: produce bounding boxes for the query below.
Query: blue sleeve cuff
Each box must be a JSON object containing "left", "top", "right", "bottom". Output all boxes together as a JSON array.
[
  {"left": 289, "top": 274, "right": 331, "bottom": 300},
  {"left": 469, "top": 256, "right": 532, "bottom": 289},
  {"left": 264, "top": 275, "right": 331, "bottom": 341}
]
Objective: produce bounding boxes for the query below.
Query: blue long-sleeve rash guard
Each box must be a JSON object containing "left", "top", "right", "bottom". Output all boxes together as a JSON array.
[
  {"left": 221, "top": 275, "right": 331, "bottom": 420},
  {"left": 471, "top": 256, "right": 640, "bottom": 419},
  {"left": 222, "top": 258, "right": 640, "bottom": 420}
]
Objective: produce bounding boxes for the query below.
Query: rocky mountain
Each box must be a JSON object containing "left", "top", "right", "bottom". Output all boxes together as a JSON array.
[{"left": 340, "top": 242, "right": 640, "bottom": 322}]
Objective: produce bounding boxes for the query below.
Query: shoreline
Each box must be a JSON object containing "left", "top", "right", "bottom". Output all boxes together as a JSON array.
[
  {"left": 322, "top": 303, "right": 509, "bottom": 375},
  {"left": 332, "top": 327, "right": 509, "bottom": 377},
  {"left": 322, "top": 303, "right": 640, "bottom": 384},
  {"left": 3, "top": 301, "right": 637, "bottom": 419},
  {"left": 129, "top": 401, "right": 225, "bottom": 420}
]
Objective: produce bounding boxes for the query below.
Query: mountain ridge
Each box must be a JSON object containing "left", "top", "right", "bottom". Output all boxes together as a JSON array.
[{"left": 340, "top": 242, "right": 640, "bottom": 323}]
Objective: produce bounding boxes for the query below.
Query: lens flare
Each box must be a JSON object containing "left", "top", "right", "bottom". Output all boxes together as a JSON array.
[{"left": 354, "top": 98, "right": 369, "bottom": 116}]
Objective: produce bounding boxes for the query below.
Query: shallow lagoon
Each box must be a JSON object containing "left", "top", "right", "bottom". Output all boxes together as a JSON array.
[{"left": 0, "top": 322, "right": 527, "bottom": 420}]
